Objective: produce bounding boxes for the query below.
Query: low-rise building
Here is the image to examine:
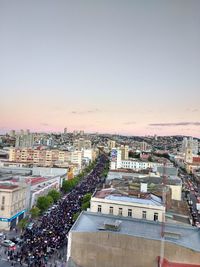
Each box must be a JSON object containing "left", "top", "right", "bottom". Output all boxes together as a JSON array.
[
  {"left": 67, "top": 211, "right": 200, "bottom": 267},
  {"left": 90, "top": 188, "right": 165, "bottom": 222}
]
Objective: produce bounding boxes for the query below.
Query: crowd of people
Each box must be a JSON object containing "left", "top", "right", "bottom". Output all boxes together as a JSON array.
[{"left": 15, "top": 154, "right": 108, "bottom": 267}]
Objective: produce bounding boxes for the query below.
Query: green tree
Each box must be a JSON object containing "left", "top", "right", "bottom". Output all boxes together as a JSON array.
[
  {"left": 18, "top": 218, "right": 28, "bottom": 232},
  {"left": 82, "top": 193, "right": 92, "bottom": 203},
  {"left": 81, "top": 201, "right": 90, "bottom": 211},
  {"left": 36, "top": 195, "right": 53, "bottom": 212},
  {"left": 30, "top": 206, "right": 41, "bottom": 219},
  {"left": 47, "top": 189, "right": 61, "bottom": 203},
  {"left": 73, "top": 211, "right": 80, "bottom": 222}
]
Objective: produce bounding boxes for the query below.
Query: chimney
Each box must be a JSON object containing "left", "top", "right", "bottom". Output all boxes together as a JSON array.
[{"left": 140, "top": 183, "right": 147, "bottom": 193}]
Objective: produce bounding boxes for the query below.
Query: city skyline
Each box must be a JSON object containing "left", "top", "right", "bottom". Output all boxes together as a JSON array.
[{"left": 1, "top": 0, "right": 200, "bottom": 137}]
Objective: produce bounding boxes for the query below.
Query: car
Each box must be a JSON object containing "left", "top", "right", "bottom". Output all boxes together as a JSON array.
[
  {"left": 27, "top": 223, "right": 34, "bottom": 230},
  {"left": 1, "top": 240, "right": 15, "bottom": 247},
  {"left": 10, "top": 237, "right": 23, "bottom": 245}
]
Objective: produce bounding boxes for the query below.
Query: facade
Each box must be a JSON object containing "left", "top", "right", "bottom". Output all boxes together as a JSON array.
[
  {"left": 73, "top": 138, "right": 91, "bottom": 150},
  {"left": 0, "top": 182, "right": 27, "bottom": 230},
  {"left": 120, "top": 145, "right": 129, "bottom": 160},
  {"left": 67, "top": 211, "right": 200, "bottom": 267},
  {"left": 90, "top": 188, "right": 165, "bottom": 222},
  {"left": 107, "top": 140, "right": 116, "bottom": 150},
  {"left": 9, "top": 148, "right": 83, "bottom": 169},
  {"left": 120, "top": 159, "right": 163, "bottom": 171},
  {"left": 15, "top": 132, "right": 34, "bottom": 148}
]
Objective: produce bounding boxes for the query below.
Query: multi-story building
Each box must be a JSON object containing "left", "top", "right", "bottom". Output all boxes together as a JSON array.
[
  {"left": 15, "top": 132, "right": 34, "bottom": 148},
  {"left": 107, "top": 140, "right": 116, "bottom": 150},
  {"left": 0, "top": 182, "right": 27, "bottom": 230},
  {"left": 120, "top": 145, "right": 129, "bottom": 160},
  {"left": 9, "top": 148, "right": 84, "bottom": 169},
  {"left": 90, "top": 188, "right": 165, "bottom": 222}
]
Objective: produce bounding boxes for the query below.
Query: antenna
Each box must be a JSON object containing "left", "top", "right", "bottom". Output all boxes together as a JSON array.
[{"left": 159, "top": 160, "right": 167, "bottom": 267}]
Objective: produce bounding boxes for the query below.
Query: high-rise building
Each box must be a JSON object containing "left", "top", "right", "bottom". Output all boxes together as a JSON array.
[
  {"left": 120, "top": 145, "right": 129, "bottom": 160},
  {"left": 107, "top": 140, "right": 116, "bottom": 150},
  {"left": 64, "top": 128, "right": 67, "bottom": 135},
  {"left": 15, "top": 132, "right": 34, "bottom": 148}
]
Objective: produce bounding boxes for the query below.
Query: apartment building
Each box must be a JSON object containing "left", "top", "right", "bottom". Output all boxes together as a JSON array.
[
  {"left": 9, "top": 148, "right": 84, "bottom": 169},
  {"left": 0, "top": 182, "right": 27, "bottom": 230}
]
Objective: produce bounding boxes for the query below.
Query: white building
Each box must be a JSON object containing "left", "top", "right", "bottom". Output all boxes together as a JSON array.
[{"left": 90, "top": 188, "right": 165, "bottom": 222}]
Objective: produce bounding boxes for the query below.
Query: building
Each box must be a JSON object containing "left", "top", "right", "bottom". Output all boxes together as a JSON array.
[
  {"left": 90, "top": 188, "right": 165, "bottom": 222},
  {"left": 107, "top": 140, "right": 116, "bottom": 150},
  {"left": 110, "top": 148, "right": 122, "bottom": 170},
  {"left": 9, "top": 148, "right": 83, "bottom": 169},
  {"left": 67, "top": 211, "right": 200, "bottom": 267},
  {"left": 0, "top": 182, "right": 27, "bottom": 230},
  {"left": 73, "top": 138, "right": 91, "bottom": 150},
  {"left": 15, "top": 132, "right": 34, "bottom": 148},
  {"left": 106, "top": 170, "right": 182, "bottom": 201},
  {"left": 120, "top": 145, "right": 129, "bottom": 160}
]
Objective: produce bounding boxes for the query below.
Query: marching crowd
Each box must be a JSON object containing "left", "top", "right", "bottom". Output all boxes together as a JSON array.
[{"left": 11, "top": 154, "right": 108, "bottom": 267}]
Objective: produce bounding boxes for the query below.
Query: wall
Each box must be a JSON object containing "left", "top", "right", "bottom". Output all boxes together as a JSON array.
[
  {"left": 90, "top": 198, "right": 165, "bottom": 222},
  {"left": 68, "top": 232, "right": 200, "bottom": 267}
]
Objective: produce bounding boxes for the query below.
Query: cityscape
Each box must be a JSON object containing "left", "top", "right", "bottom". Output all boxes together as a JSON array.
[{"left": 1, "top": 1, "right": 200, "bottom": 267}]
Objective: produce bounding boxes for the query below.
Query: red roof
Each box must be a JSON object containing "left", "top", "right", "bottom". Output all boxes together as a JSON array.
[
  {"left": 193, "top": 157, "right": 200, "bottom": 164},
  {"left": 26, "top": 177, "right": 47, "bottom": 185},
  {"left": 0, "top": 184, "right": 18, "bottom": 190},
  {"left": 158, "top": 257, "right": 200, "bottom": 267}
]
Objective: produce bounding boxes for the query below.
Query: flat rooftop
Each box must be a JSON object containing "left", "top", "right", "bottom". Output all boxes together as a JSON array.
[
  {"left": 94, "top": 188, "right": 163, "bottom": 206},
  {"left": 71, "top": 211, "right": 200, "bottom": 252}
]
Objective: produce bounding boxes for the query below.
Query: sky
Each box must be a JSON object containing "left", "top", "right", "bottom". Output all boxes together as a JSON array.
[{"left": 0, "top": 0, "right": 200, "bottom": 137}]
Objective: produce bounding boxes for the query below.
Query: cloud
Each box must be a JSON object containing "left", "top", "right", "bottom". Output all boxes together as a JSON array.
[
  {"left": 149, "top": 122, "right": 200, "bottom": 127},
  {"left": 71, "top": 109, "right": 100, "bottom": 115},
  {"left": 123, "top": 121, "right": 136, "bottom": 125},
  {"left": 191, "top": 109, "right": 199, "bottom": 112}
]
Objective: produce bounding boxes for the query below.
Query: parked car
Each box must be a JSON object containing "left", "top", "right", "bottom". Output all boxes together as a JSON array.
[
  {"left": 10, "top": 237, "right": 23, "bottom": 245},
  {"left": 1, "top": 239, "right": 15, "bottom": 247},
  {"left": 27, "top": 222, "right": 34, "bottom": 230}
]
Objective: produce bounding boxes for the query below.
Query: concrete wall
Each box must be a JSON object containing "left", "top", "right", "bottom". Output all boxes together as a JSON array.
[{"left": 68, "top": 232, "right": 200, "bottom": 267}]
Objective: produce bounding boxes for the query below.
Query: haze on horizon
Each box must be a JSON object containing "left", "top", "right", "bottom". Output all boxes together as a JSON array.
[{"left": 0, "top": 0, "right": 200, "bottom": 137}]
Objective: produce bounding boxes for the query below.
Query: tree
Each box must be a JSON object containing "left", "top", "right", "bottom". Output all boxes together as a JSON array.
[
  {"left": 30, "top": 206, "right": 41, "bottom": 219},
  {"left": 82, "top": 193, "right": 92, "bottom": 203},
  {"left": 18, "top": 218, "right": 28, "bottom": 232},
  {"left": 73, "top": 212, "right": 80, "bottom": 222},
  {"left": 47, "top": 189, "right": 61, "bottom": 203},
  {"left": 36, "top": 196, "right": 53, "bottom": 212},
  {"left": 81, "top": 201, "right": 90, "bottom": 211}
]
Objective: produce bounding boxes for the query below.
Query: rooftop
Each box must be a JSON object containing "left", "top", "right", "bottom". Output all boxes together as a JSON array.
[
  {"left": 0, "top": 183, "right": 18, "bottom": 190},
  {"left": 93, "top": 188, "right": 163, "bottom": 206},
  {"left": 71, "top": 211, "right": 200, "bottom": 252}
]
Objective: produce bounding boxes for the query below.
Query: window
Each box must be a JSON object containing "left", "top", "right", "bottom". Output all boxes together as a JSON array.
[
  {"left": 154, "top": 213, "right": 158, "bottom": 221},
  {"left": 97, "top": 205, "right": 102, "bottom": 213},
  {"left": 109, "top": 206, "right": 113, "bottom": 215},
  {"left": 128, "top": 209, "right": 132, "bottom": 217},
  {"left": 118, "top": 208, "right": 123, "bottom": 216},
  {"left": 142, "top": 211, "right": 147, "bottom": 219},
  {"left": 2, "top": 196, "right": 5, "bottom": 205},
  {"left": 1, "top": 206, "right": 4, "bottom": 211}
]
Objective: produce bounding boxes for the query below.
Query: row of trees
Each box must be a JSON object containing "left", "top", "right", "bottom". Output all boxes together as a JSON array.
[
  {"left": 72, "top": 193, "right": 92, "bottom": 221},
  {"left": 62, "top": 160, "right": 97, "bottom": 193}
]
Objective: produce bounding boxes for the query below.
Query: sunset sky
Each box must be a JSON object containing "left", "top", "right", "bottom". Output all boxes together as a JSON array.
[{"left": 1, "top": 0, "right": 200, "bottom": 137}]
